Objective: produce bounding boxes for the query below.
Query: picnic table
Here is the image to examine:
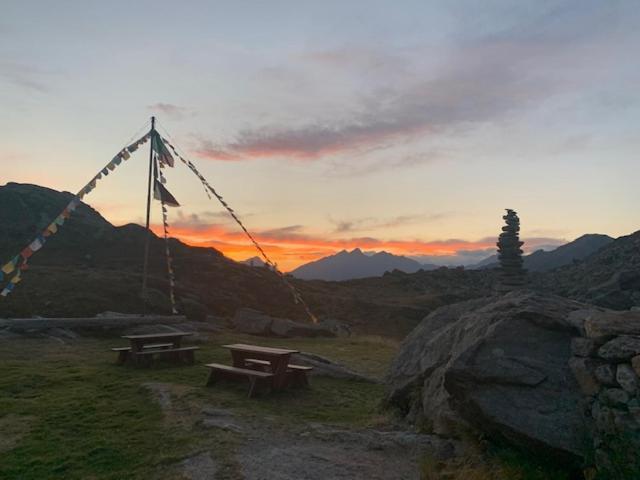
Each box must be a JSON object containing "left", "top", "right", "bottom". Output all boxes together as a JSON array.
[
  {"left": 204, "top": 343, "right": 313, "bottom": 397},
  {"left": 113, "top": 332, "right": 199, "bottom": 366}
]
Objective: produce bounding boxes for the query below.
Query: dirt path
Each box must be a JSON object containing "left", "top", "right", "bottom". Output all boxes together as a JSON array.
[{"left": 144, "top": 383, "right": 459, "bottom": 480}]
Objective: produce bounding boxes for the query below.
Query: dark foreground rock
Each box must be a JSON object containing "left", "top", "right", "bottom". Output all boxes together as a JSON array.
[
  {"left": 292, "top": 352, "right": 379, "bottom": 383},
  {"left": 385, "top": 291, "right": 590, "bottom": 463},
  {"left": 232, "top": 308, "right": 336, "bottom": 338}
]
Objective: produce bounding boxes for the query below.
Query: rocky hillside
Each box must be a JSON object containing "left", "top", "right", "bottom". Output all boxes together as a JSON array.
[
  {"left": 475, "top": 233, "right": 614, "bottom": 272},
  {"left": 536, "top": 230, "right": 640, "bottom": 309}
]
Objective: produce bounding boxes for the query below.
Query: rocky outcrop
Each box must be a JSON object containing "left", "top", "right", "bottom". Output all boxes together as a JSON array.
[
  {"left": 232, "top": 308, "right": 336, "bottom": 338},
  {"left": 567, "top": 310, "right": 640, "bottom": 477},
  {"left": 385, "top": 291, "right": 589, "bottom": 463}
]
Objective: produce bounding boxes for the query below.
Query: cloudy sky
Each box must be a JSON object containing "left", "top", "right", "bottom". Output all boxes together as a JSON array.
[{"left": 2, "top": 1, "right": 639, "bottom": 270}]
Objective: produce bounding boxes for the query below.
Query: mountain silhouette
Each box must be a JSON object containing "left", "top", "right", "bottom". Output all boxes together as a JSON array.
[{"left": 290, "top": 248, "right": 436, "bottom": 281}]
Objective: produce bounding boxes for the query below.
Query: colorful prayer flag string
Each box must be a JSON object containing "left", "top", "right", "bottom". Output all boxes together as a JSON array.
[{"left": 0, "top": 131, "right": 150, "bottom": 297}]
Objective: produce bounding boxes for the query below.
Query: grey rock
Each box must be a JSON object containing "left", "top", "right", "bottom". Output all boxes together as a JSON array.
[
  {"left": 201, "top": 417, "right": 243, "bottom": 433},
  {"left": 291, "top": 352, "right": 379, "bottom": 383},
  {"left": 232, "top": 308, "right": 335, "bottom": 338},
  {"left": 598, "top": 336, "right": 640, "bottom": 361},
  {"left": 594, "top": 364, "right": 617, "bottom": 386},
  {"left": 569, "top": 357, "right": 600, "bottom": 396},
  {"left": 599, "top": 388, "right": 630, "bottom": 407},
  {"left": 180, "top": 452, "right": 218, "bottom": 480},
  {"left": 616, "top": 364, "right": 639, "bottom": 393},
  {"left": 585, "top": 310, "right": 640, "bottom": 338},
  {"left": 232, "top": 308, "right": 272, "bottom": 335},
  {"left": 571, "top": 337, "right": 597, "bottom": 357},
  {"left": 632, "top": 355, "right": 640, "bottom": 377},
  {"left": 386, "top": 291, "right": 588, "bottom": 461}
]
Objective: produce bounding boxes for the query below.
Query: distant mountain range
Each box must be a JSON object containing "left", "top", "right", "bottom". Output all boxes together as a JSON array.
[
  {"left": 289, "top": 248, "right": 438, "bottom": 281},
  {"left": 290, "top": 234, "right": 615, "bottom": 281},
  {"left": 472, "top": 234, "right": 614, "bottom": 272}
]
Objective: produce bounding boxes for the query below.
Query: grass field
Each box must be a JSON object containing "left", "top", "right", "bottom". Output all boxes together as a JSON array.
[
  {"left": 0, "top": 332, "right": 397, "bottom": 479},
  {"left": 0, "top": 331, "right": 577, "bottom": 479}
]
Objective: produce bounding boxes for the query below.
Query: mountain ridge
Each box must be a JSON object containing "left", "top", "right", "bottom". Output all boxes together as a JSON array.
[{"left": 290, "top": 248, "right": 437, "bottom": 281}]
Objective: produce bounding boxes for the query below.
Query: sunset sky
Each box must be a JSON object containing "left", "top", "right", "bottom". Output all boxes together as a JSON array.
[{"left": 2, "top": 1, "right": 639, "bottom": 271}]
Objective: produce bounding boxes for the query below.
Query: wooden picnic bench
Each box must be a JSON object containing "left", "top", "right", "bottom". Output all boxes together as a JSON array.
[
  {"left": 113, "top": 332, "right": 199, "bottom": 366},
  {"left": 204, "top": 363, "right": 274, "bottom": 398},
  {"left": 204, "top": 344, "right": 313, "bottom": 397},
  {"left": 243, "top": 358, "right": 313, "bottom": 387}
]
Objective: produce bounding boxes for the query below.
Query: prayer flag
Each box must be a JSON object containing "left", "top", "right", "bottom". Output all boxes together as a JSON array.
[
  {"left": 48, "top": 223, "right": 58, "bottom": 234},
  {"left": 153, "top": 180, "right": 180, "bottom": 207},
  {"left": 0, "top": 288, "right": 9, "bottom": 297},
  {"left": 102, "top": 168, "right": 109, "bottom": 176},
  {"left": 2, "top": 261, "right": 15, "bottom": 275},
  {"left": 21, "top": 246, "right": 34, "bottom": 259},
  {"left": 11, "top": 273, "right": 21, "bottom": 284},
  {"left": 28, "top": 238, "right": 42, "bottom": 253},
  {"left": 55, "top": 215, "right": 65, "bottom": 226},
  {"left": 151, "top": 131, "right": 175, "bottom": 167},
  {"left": 121, "top": 150, "right": 130, "bottom": 160}
]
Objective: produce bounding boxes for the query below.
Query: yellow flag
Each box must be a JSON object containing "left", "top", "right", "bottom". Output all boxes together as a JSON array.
[
  {"left": 1, "top": 262, "right": 14, "bottom": 274},
  {"left": 11, "top": 273, "right": 21, "bottom": 284},
  {"left": 48, "top": 223, "right": 58, "bottom": 234}
]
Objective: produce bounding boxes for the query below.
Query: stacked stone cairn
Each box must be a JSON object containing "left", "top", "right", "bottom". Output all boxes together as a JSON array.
[
  {"left": 568, "top": 310, "right": 640, "bottom": 476},
  {"left": 496, "top": 209, "right": 526, "bottom": 291}
]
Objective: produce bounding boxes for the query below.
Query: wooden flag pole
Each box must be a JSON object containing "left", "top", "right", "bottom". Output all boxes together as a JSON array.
[{"left": 141, "top": 116, "right": 156, "bottom": 309}]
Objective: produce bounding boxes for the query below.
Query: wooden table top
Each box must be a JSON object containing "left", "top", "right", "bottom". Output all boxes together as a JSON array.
[
  {"left": 222, "top": 343, "right": 299, "bottom": 355},
  {"left": 122, "top": 332, "right": 193, "bottom": 340}
]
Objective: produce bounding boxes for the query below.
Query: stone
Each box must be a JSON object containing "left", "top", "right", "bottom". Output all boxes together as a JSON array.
[
  {"left": 569, "top": 357, "right": 600, "bottom": 395},
  {"left": 585, "top": 310, "right": 640, "bottom": 338},
  {"left": 598, "top": 336, "right": 640, "bottom": 361},
  {"left": 571, "top": 337, "right": 597, "bottom": 357},
  {"left": 599, "top": 388, "right": 630, "bottom": 407},
  {"left": 594, "top": 364, "right": 617, "bottom": 386},
  {"left": 616, "top": 364, "right": 639, "bottom": 393},
  {"left": 496, "top": 209, "right": 526, "bottom": 291},
  {"left": 232, "top": 308, "right": 272, "bottom": 335},
  {"left": 180, "top": 452, "right": 218, "bottom": 480},
  {"left": 386, "top": 291, "right": 589, "bottom": 461},
  {"left": 291, "top": 352, "right": 378, "bottom": 383},
  {"left": 632, "top": 355, "right": 640, "bottom": 377},
  {"left": 232, "top": 308, "right": 335, "bottom": 338}
]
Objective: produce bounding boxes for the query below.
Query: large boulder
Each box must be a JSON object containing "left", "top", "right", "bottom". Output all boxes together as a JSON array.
[
  {"left": 232, "top": 308, "right": 335, "bottom": 338},
  {"left": 385, "top": 291, "right": 592, "bottom": 463}
]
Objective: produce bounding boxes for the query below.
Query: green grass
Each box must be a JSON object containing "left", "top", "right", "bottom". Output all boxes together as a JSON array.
[{"left": 0, "top": 332, "right": 396, "bottom": 479}]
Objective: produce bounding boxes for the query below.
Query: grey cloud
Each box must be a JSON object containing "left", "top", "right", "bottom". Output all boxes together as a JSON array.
[
  {"left": 195, "top": 1, "right": 637, "bottom": 163},
  {"left": 331, "top": 213, "right": 447, "bottom": 234},
  {"left": 0, "top": 61, "right": 49, "bottom": 93}
]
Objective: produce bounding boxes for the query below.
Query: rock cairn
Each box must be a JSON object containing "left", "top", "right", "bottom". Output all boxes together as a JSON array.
[
  {"left": 568, "top": 310, "right": 640, "bottom": 476},
  {"left": 497, "top": 209, "right": 526, "bottom": 291}
]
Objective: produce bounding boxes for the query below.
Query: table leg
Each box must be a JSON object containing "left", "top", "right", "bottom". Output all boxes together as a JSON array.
[
  {"left": 271, "top": 355, "right": 291, "bottom": 390},
  {"left": 230, "top": 350, "right": 249, "bottom": 368}
]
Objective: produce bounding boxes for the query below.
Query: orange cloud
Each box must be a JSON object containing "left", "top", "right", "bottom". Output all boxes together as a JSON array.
[{"left": 151, "top": 222, "right": 502, "bottom": 271}]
